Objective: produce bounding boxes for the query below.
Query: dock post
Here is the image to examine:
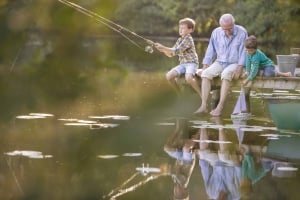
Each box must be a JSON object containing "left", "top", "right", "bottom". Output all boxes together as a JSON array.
[
  {"left": 210, "top": 89, "right": 220, "bottom": 110},
  {"left": 244, "top": 87, "right": 251, "bottom": 113}
]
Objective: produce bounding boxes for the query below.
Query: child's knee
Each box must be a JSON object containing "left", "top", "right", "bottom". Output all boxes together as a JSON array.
[{"left": 185, "top": 75, "right": 194, "bottom": 84}]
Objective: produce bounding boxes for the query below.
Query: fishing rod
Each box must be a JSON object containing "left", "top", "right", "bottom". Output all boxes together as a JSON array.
[{"left": 57, "top": 0, "right": 154, "bottom": 53}]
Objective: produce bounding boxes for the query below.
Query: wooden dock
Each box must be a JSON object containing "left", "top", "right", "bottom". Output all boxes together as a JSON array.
[
  {"left": 218, "top": 76, "right": 300, "bottom": 90},
  {"left": 207, "top": 68, "right": 300, "bottom": 90},
  {"left": 191, "top": 68, "right": 300, "bottom": 112}
]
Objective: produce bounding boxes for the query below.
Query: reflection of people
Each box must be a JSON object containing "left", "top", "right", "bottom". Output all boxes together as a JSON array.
[
  {"left": 242, "top": 35, "right": 292, "bottom": 86},
  {"left": 164, "top": 118, "right": 197, "bottom": 199},
  {"left": 197, "top": 117, "right": 242, "bottom": 200},
  {"left": 195, "top": 13, "right": 248, "bottom": 117},
  {"left": 154, "top": 18, "right": 201, "bottom": 100},
  {"left": 239, "top": 145, "right": 271, "bottom": 199}
]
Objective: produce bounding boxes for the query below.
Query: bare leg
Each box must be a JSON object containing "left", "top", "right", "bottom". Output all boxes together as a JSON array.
[
  {"left": 277, "top": 71, "right": 292, "bottom": 77},
  {"left": 210, "top": 79, "right": 230, "bottom": 116},
  {"left": 194, "top": 77, "right": 211, "bottom": 114},
  {"left": 166, "top": 70, "right": 181, "bottom": 94},
  {"left": 185, "top": 74, "right": 201, "bottom": 98},
  {"left": 198, "top": 128, "right": 209, "bottom": 150}
]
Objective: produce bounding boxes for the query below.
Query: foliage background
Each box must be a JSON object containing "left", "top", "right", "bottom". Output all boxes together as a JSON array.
[{"left": 0, "top": 0, "right": 299, "bottom": 119}]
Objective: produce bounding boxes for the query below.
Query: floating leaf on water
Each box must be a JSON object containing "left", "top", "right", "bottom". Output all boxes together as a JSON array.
[
  {"left": 58, "top": 118, "right": 78, "bottom": 122},
  {"left": 29, "top": 113, "right": 54, "bottom": 117},
  {"left": 232, "top": 90, "right": 242, "bottom": 93},
  {"left": 240, "top": 127, "right": 263, "bottom": 132},
  {"left": 191, "top": 125, "right": 205, "bottom": 129},
  {"left": 90, "top": 123, "right": 119, "bottom": 129},
  {"left": 16, "top": 115, "right": 45, "bottom": 119},
  {"left": 272, "top": 90, "right": 289, "bottom": 93},
  {"left": 156, "top": 122, "right": 175, "bottom": 126},
  {"left": 267, "top": 137, "right": 280, "bottom": 140},
  {"left": 77, "top": 120, "right": 97, "bottom": 124},
  {"left": 204, "top": 124, "right": 225, "bottom": 129},
  {"left": 225, "top": 124, "right": 247, "bottom": 129},
  {"left": 97, "top": 155, "right": 119, "bottom": 159},
  {"left": 190, "top": 120, "right": 211, "bottom": 125},
  {"left": 89, "top": 115, "right": 130, "bottom": 120},
  {"left": 193, "top": 139, "right": 232, "bottom": 144},
  {"left": 122, "top": 153, "right": 142, "bottom": 157},
  {"left": 260, "top": 134, "right": 279, "bottom": 137},
  {"left": 136, "top": 167, "right": 161, "bottom": 173},
  {"left": 4, "top": 150, "right": 52, "bottom": 159},
  {"left": 277, "top": 167, "right": 298, "bottom": 171},
  {"left": 64, "top": 123, "right": 91, "bottom": 126}
]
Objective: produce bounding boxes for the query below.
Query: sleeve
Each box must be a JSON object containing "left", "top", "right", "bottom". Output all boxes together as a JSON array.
[
  {"left": 237, "top": 30, "right": 248, "bottom": 66},
  {"left": 199, "top": 159, "right": 212, "bottom": 185},
  {"left": 247, "top": 55, "right": 260, "bottom": 81},
  {"left": 202, "top": 31, "right": 216, "bottom": 65},
  {"left": 245, "top": 56, "right": 251, "bottom": 73}
]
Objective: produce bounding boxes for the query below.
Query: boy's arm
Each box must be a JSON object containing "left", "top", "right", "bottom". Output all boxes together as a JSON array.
[{"left": 154, "top": 43, "right": 175, "bottom": 57}]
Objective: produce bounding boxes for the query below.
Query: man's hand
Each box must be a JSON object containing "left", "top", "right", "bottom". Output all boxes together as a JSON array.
[
  {"left": 202, "top": 64, "right": 209, "bottom": 70},
  {"left": 232, "top": 65, "right": 243, "bottom": 80}
]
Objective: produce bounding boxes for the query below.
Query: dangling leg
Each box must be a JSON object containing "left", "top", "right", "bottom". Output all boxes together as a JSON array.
[{"left": 166, "top": 69, "right": 181, "bottom": 94}]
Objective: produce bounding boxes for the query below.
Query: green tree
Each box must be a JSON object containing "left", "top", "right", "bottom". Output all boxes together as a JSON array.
[{"left": 233, "top": 0, "right": 300, "bottom": 56}]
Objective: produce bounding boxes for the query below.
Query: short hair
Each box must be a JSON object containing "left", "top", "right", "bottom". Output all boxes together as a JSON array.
[
  {"left": 219, "top": 13, "right": 235, "bottom": 25},
  {"left": 245, "top": 35, "right": 258, "bottom": 49},
  {"left": 179, "top": 18, "right": 195, "bottom": 31}
]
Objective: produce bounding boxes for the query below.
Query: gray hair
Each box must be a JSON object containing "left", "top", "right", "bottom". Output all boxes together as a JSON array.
[{"left": 219, "top": 13, "right": 235, "bottom": 25}]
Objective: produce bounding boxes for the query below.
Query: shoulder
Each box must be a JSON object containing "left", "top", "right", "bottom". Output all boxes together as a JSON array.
[
  {"left": 212, "top": 27, "right": 223, "bottom": 34},
  {"left": 256, "top": 49, "right": 267, "bottom": 57},
  {"left": 185, "top": 34, "right": 193, "bottom": 40},
  {"left": 210, "top": 27, "right": 223, "bottom": 39},
  {"left": 235, "top": 25, "right": 247, "bottom": 33}
]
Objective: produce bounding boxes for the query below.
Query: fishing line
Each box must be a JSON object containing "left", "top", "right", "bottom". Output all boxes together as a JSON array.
[{"left": 58, "top": 0, "right": 154, "bottom": 53}]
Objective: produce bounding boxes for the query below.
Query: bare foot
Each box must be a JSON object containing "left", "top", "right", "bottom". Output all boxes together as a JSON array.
[
  {"left": 194, "top": 107, "right": 208, "bottom": 114},
  {"left": 280, "top": 72, "right": 292, "bottom": 77},
  {"left": 210, "top": 109, "right": 222, "bottom": 117},
  {"left": 285, "top": 72, "right": 292, "bottom": 77}
]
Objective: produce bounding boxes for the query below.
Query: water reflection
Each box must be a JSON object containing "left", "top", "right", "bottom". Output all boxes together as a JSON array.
[
  {"left": 1, "top": 106, "right": 300, "bottom": 199},
  {"left": 195, "top": 117, "right": 241, "bottom": 200},
  {"left": 163, "top": 118, "right": 196, "bottom": 200}
]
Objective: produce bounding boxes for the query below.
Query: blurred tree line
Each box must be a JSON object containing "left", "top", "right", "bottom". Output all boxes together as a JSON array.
[
  {"left": 0, "top": 0, "right": 299, "bottom": 118},
  {"left": 0, "top": 0, "right": 299, "bottom": 67}
]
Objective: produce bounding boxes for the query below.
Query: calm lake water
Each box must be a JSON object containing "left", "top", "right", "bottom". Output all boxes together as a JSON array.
[{"left": 1, "top": 37, "right": 300, "bottom": 199}]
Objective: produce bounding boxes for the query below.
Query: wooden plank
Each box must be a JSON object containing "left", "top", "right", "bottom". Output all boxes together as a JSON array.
[{"left": 230, "top": 77, "right": 300, "bottom": 90}]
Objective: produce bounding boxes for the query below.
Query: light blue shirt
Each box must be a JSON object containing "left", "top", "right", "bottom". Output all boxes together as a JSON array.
[
  {"left": 199, "top": 160, "right": 241, "bottom": 200},
  {"left": 202, "top": 25, "right": 248, "bottom": 68}
]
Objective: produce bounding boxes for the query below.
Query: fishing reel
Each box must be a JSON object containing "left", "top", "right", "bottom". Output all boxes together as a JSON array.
[
  {"left": 145, "top": 45, "right": 154, "bottom": 54},
  {"left": 144, "top": 39, "right": 155, "bottom": 54}
]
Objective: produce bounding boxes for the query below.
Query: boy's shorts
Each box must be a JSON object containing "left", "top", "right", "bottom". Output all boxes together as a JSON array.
[{"left": 172, "top": 63, "right": 198, "bottom": 75}]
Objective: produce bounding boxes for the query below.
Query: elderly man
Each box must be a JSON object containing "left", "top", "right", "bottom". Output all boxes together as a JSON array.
[{"left": 195, "top": 13, "right": 248, "bottom": 116}]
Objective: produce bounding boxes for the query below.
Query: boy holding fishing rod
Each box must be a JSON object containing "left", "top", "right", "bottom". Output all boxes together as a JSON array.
[{"left": 151, "top": 18, "right": 202, "bottom": 108}]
